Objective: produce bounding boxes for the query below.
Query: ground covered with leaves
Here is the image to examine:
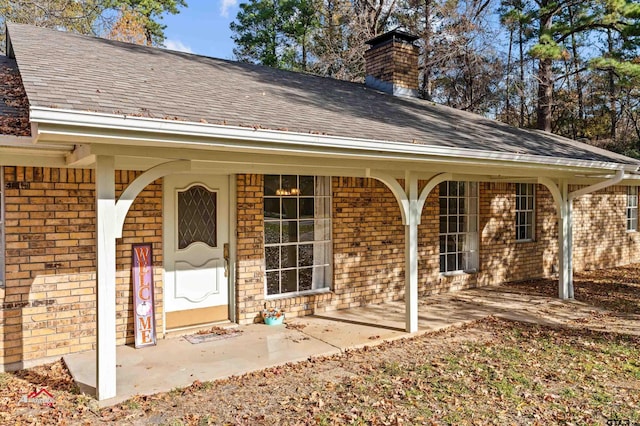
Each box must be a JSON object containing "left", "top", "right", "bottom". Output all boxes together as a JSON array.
[
  {"left": 2, "top": 271, "right": 639, "bottom": 425},
  {"left": 512, "top": 266, "right": 640, "bottom": 315}
]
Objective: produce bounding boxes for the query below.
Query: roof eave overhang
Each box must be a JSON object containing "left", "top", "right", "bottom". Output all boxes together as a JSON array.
[{"left": 28, "top": 106, "right": 639, "bottom": 176}]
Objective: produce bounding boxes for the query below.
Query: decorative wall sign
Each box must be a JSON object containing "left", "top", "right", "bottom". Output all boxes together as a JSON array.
[{"left": 132, "top": 244, "right": 157, "bottom": 348}]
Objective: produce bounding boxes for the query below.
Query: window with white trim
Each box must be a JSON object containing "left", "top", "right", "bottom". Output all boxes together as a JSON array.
[
  {"left": 627, "top": 186, "right": 638, "bottom": 232},
  {"left": 439, "top": 181, "right": 478, "bottom": 273},
  {"left": 515, "top": 183, "right": 535, "bottom": 241},
  {"left": 0, "top": 167, "right": 4, "bottom": 288},
  {"left": 264, "top": 175, "right": 331, "bottom": 296}
]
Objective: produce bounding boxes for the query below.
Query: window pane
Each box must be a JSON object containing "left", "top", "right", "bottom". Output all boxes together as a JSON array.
[
  {"left": 282, "top": 198, "right": 298, "bottom": 219},
  {"left": 281, "top": 245, "right": 297, "bottom": 268},
  {"left": 448, "top": 217, "right": 457, "bottom": 233},
  {"left": 316, "top": 176, "right": 330, "bottom": 196},
  {"left": 447, "top": 254, "right": 456, "bottom": 271},
  {"left": 282, "top": 175, "right": 297, "bottom": 193},
  {"left": 458, "top": 216, "right": 466, "bottom": 233},
  {"left": 300, "top": 176, "right": 314, "bottom": 196},
  {"left": 265, "top": 221, "right": 280, "bottom": 244},
  {"left": 439, "top": 198, "right": 447, "bottom": 215},
  {"left": 313, "top": 265, "right": 331, "bottom": 289},
  {"left": 178, "top": 185, "right": 217, "bottom": 249},
  {"left": 282, "top": 220, "right": 298, "bottom": 243},
  {"left": 264, "top": 198, "right": 280, "bottom": 219},
  {"left": 468, "top": 217, "right": 477, "bottom": 232},
  {"left": 300, "top": 198, "right": 314, "bottom": 218},
  {"left": 315, "top": 219, "right": 331, "bottom": 241},
  {"left": 447, "top": 235, "right": 457, "bottom": 252},
  {"left": 299, "top": 244, "right": 313, "bottom": 267},
  {"left": 299, "top": 268, "right": 313, "bottom": 291},
  {"left": 448, "top": 198, "right": 457, "bottom": 214},
  {"left": 299, "top": 220, "right": 314, "bottom": 242},
  {"left": 314, "top": 242, "right": 331, "bottom": 267},
  {"left": 439, "top": 182, "right": 448, "bottom": 195},
  {"left": 264, "top": 175, "right": 280, "bottom": 196},
  {"left": 265, "top": 246, "right": 279, "bottom": 270},
  {"left": 468, "top": 182, "right": 478, "bottom": 196},
  {"left": 320, "top": 197, "right": 331, "bottom": 218},
  {"left": 282, "top": 270, "right": 297, "bottom": 293},
  {"left": 266, "top": 271, "right": 280, "bottom": 295}
]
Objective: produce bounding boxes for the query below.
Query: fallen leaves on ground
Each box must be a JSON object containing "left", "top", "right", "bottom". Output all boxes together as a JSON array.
[
  {"left": 194, "top": 326, "right": 242, "bottom": 336},
  {"left": 512, "top": 265, "right": 640, "bottom": 315},
  {"left": 2, "top": 265, "right": 640, "bottom": 425}
]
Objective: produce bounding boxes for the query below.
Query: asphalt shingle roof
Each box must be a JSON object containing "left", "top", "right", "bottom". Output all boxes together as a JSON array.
[{"left": 5, "top": 22, "right": 639, "bottom": 166}]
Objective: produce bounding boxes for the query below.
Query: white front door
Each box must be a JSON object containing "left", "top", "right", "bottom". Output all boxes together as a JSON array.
[{"left": 164, "top": 174, "right": 229, "bottom": 329}]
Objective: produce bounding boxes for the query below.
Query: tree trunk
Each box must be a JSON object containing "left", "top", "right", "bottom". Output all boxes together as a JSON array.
[
  {"left": 608, "top": 29, "right": 617, "bottom": 141},
  {"left": 536, "top": 11, "right": 554, "bottom": 132},
  {"left": 568, "top": 5, "right": 584, "bottom": 134},
  {"left": 506, "top": 26, "right": 513, "bottom": 123},
  {"left": 518, "top": 24, "right": 525, "bottom": 128},
  {"left": 421, "top": 0, "right": 432, "bottom": 99},
  {"left": 537, "top": 57, "right": 553, "bottom": 132}
]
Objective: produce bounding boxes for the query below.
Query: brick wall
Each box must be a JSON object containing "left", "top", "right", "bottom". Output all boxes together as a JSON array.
[
  {"left": 477, "top": 183, "right": 558, "bottom": 285},
  {"left": 364, "top": 41, "right": 419, "bottom": 91},
  {"left": 572, "top": 185, "right": 640, "bottom": 270},
  {"left": 236, "top": 176, "right": 640, "bottom": 324},
  {"left": 0, "top": 167, "right": 163, "bottom": 369},
  {"left": 4, "top": 169, "right": 640, "bottom": 365}
]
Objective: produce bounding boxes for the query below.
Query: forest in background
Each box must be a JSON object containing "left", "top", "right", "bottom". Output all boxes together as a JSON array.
[
  {"left": 231, "top": 0, "right": 640, "bottom": 156},
  {"left": 1, "top": 1, "right": 639, "bottom": 156}
]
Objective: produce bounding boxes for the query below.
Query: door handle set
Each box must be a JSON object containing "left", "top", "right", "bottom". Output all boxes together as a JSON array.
[{"left": 223, "top": 243, "right": 230, "bottom": 277}]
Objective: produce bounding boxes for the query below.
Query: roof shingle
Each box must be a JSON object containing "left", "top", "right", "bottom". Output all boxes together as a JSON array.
[{"left": 5, "top": 22, "right": 639, "bottom": 166}]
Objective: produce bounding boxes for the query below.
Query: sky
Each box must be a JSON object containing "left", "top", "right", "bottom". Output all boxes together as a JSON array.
[{"left": 162, "top": 1, "right": 239, "bottom": 60}]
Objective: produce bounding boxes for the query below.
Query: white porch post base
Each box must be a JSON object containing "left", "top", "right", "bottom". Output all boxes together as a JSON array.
[{"left": 96, "top": 155, "right": 117, "bottom": 400}]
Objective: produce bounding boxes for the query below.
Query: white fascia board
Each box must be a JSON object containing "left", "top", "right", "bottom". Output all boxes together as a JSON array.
[
  {"left": 0, "top": 134, "right": 73, "bottom": 150},
  {"left": 29, "top": 107, "right": 639, "bottom": 174}
]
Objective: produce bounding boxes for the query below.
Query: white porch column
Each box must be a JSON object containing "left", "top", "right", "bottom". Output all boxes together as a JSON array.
[
  {"left": 95, "top": 155, "right": 117, "bottom": 400},
  {"left": 405, "top": 172, "right": 419, "bottom": 333},
  {"left": 558, "top": 181, "right": 572, "bottom": 300}
]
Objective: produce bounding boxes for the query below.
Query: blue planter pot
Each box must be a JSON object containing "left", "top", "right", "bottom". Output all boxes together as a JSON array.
[{"left": 264, "top": 315, "right": 284, "bottom": 325}]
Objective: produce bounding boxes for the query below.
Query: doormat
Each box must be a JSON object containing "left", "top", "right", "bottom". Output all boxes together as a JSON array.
[{"left": 183, "top": 326, "right": 243, "bottom": 344}]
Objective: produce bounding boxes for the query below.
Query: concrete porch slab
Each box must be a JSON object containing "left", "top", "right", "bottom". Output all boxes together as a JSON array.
[
  {"left": 63, "top": 286, "right": 609, "bottom": 406},
  {"left": 64, "top": 321, "right": 342, "bottom": 406}
]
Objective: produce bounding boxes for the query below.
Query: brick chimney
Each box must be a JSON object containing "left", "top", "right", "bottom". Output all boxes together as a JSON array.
[{"left": 364, "top": 29, "right": 420, "bottom": 97}]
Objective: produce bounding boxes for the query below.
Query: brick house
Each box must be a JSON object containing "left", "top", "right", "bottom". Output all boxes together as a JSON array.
[{"left": 1, "top": 23, "right": 639, "bottom": 400}]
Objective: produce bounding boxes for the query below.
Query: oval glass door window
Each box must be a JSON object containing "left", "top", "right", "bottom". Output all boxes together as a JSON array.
[{"left": 178, "top": 185, "right": 217, "bottom": 249}]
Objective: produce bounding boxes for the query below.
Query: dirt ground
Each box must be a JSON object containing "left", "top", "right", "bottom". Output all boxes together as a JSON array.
[{"left": 1, "top": 267, "right": 639, "bottom": 425}]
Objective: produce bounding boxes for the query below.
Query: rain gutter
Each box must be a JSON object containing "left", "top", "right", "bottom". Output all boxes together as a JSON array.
[{"left": 29, "top": 107, "right": 640, "bottom": 174}]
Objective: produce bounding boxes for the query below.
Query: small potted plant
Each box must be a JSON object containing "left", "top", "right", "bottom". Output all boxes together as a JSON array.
[{"left": 262, "top": 307, "right": 285, "bottom": 325}]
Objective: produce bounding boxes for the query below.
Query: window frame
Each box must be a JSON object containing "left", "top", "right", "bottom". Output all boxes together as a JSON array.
[
  {"left": 438, "top": 181, "right": 479, "bottom": 274},
  {"left": 515, "top": 183, "right": 535, "bottom": 242},
  {"left": 263, "top": 175, "right": 332, "bottom": 298},
  {"left": 627, "top": 186, "right": 638, "bottom": 232}
]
